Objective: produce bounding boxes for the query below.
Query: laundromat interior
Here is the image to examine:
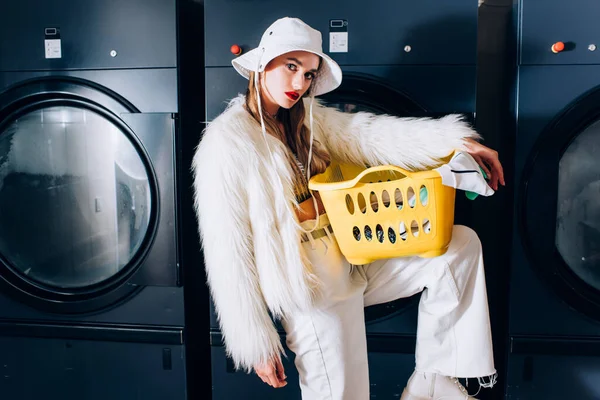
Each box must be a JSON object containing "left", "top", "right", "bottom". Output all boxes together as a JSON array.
[{"left": 1, "top": 0, "right": 599, "bottom": 399}]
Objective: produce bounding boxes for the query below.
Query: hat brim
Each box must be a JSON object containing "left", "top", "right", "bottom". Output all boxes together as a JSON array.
[{"left": 232, "top": 46, "right": 342, "bottom": 97}]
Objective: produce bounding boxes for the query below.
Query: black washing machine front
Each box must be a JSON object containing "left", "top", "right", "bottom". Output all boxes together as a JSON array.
[
  {"left": 507, "top": 1, "right": 600, "bottom": 398},
  {"left": 519, "top": 87, "right": 600, "bottom": 323},
  {"left": 204, "top": 2, "right": 478, "bottom": 398},
  {"left": 205, "top": 69, "right": 474, "bottom": 400},
  {"left": 206, "top": 39, "right": 476, "bottom": 400},
  {"left": 0, "top": 75, "right": 186, "bottom": 400},
  {"left": 0, "top": 0, "right": 184, "bottom": 329},
  {"left": 0, "top": 1, "right": 187, "bottom": 399},
  {"left": 0, "top": 76, "right": 180, "bottom": 316},
  {"left": 508, "top": 72, "right": 600, "bottom": 400}
]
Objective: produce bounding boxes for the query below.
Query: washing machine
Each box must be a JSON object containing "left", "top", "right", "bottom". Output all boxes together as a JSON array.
[
  {"left": 0, "top": 1, "right": 187, "bottom": 399},
  {"left": 202, "top": 1, "right": 481, "bottom": 398},
  {"left": 506, "top": 1, "right": 600, "bottom": 398}
]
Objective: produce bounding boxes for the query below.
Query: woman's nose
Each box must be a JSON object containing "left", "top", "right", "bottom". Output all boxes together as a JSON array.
[{"left": 292, "top": 75, "right": 304, "bottom": 90}]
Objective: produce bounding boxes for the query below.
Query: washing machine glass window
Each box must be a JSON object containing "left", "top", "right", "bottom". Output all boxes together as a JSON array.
[
  {"left": 556, "top": 120, "right": 600, "bottom": 291},
  {"left": 0, "top": 105, "right": 152, "bottom": 289}
]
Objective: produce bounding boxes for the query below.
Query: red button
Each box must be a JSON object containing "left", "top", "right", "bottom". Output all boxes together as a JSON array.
[
  {"left": 551, "top": 42, "right": 565, "bottom": 53},
  {"left": 230, "top": 44, "right": 242, "bottom": 56}
]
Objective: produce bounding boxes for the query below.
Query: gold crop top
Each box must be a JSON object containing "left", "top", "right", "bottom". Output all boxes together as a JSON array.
[{"left": 291, "top": 153, "right": 312, "bottom": 203}]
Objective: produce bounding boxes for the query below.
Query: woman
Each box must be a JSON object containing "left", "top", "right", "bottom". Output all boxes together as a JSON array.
[{"left": 193, "top": 17, "right": 504, "bottom": 400}]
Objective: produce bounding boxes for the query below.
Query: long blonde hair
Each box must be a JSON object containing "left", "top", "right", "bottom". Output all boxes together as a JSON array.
[{"left": 244, "top": 71, "right": 330, "bottom": 177}]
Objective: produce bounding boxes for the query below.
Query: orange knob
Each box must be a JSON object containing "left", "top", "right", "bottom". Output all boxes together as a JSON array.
[
  {"left": 551, "top": 42, "right": 565, "bottom": 53},
  {"left": 230, "top": 44, "right": 242, "bottom": 56}
]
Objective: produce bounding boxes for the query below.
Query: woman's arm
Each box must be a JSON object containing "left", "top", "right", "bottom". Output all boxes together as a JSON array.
[
  {"left": 464, "top": 138, "right": 505, "bottom": 191},
  {"left": 192, "top": 127, "right": 283, "bottom": 373},
  {"left": 310, "top": 100, "right": 481, "bottom": 170}
]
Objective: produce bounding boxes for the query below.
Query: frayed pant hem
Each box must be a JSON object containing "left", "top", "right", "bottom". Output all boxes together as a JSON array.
[{"left": 413, "top": 368, "right": 498, "bottom": 389}]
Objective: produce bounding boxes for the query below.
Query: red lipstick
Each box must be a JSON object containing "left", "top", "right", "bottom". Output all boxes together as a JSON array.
[{"left": 285, "top": 91, "right": 299, "bottom": 101}]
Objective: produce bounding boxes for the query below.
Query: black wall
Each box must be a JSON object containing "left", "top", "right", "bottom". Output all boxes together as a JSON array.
[
  {"left": 177, "top": 1, "right": 210, "bottom": 399},
  {"left": 475, "top": 1, "right": 516, "bottom": 399}
]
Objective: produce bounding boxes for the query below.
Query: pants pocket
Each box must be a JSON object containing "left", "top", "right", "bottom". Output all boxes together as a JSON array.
[{"left": 443, "top": 263, "right": 461, "bottom": 300}]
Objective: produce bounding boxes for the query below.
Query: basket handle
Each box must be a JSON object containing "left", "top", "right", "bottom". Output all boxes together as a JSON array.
[
  {"left": 319, "top": 165, "right": 414, "bottom": 191},
  {"left": 354, "top": 165, "right": 414, "bottom": 180}
]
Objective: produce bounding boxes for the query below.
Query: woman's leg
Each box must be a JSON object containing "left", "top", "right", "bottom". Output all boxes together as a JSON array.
[
  {"left": 282, "top": 216, "right": 369, "bottom": 400},
  {"left": 360, "top": 225, "right": 496, "bottom": 393}
]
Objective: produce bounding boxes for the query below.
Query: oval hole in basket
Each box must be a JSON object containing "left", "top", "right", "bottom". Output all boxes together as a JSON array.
[
  {"left": 370, "top": 192, "right": 379, "bottom": 213},
  {"left": 357, "top": 193, "right": 367, "bottom": 214},
  {"left": 376, "top": 224, "right": 384, "bottom": 243},
  {"left": 353, "top": 226, "right": 361, "bottom": 241},
  {"left": 423, "top": 218, "right": 431, "bottom": 234},
  {"left": 395, "top": 188, "right": 404, "bottom": 210},
  {"left": 420, "top": 185, "right": 429, "bottom": 207},
  {"left": 411, "top": 220, "right": 419, "bottom": 237},
  {"left": 364, "top": 225, "right": 373, "bottom": 241},
  {"left": 407, "top": 187, "right": 416, "bottom": 208},
  {"left": 381, "top": 190, "right": 391, "bottom": 208},
  {"left": 399, "top": 221, "right": 407, "bottom": 241},
  {"left": 345, "top": 194, "right": 355, "bottom": 215},
  {"left": 388, "top": 227, "right": 396, "bottom": 244}
]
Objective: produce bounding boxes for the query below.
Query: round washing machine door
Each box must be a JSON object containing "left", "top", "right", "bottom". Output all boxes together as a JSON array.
[
  {"left": 0, "top": 77, "right": 177, "bottom": 314},
  {"left": 521, "top": 87, "right": 600, "bottom": 321},
  {"left": 319, "top": 73, "right": 428, "bottom": 324}
]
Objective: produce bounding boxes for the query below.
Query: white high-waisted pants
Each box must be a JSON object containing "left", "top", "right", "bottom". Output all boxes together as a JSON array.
[{"left": 282, "top": 214, "right": 496, "bottom": 400}]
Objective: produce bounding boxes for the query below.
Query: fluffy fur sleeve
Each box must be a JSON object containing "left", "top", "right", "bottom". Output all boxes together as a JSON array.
[
  {"left": 309, "top": 100, "right": 481, "bottom": 170},
  {"left": 192, "top": 117, "right": 283, "bottom": 372}
]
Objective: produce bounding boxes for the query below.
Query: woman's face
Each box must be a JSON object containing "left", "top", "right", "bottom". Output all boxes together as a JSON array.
[{"left": 261, "top": 51, "right": 320, "bottom": 113}]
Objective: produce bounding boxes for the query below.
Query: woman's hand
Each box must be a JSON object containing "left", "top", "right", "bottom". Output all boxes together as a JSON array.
[
  {"left": 296, "top": 194, "right": 326, "bottom": 223},
  {"left": 464, "top": 138, "right": 506, "bottom": 191},
  {"left": 254, "top": 356, "right": 287, "bottom": 388}
]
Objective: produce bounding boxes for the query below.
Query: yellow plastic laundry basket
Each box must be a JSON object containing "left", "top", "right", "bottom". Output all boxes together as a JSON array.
[{"left": 308, "top": 163, "right": 456, "bottom": 265}]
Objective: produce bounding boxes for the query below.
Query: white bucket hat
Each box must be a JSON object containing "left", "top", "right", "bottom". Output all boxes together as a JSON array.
[{"left": 232, "top": 17, "right": 343, "bottom": 97}]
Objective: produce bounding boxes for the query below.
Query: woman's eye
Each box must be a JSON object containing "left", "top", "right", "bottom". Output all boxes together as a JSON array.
[
  {"left": 287, "top": 63, "right": 297, "bottom": 71},
  {"left": 305, "top": 73, "right": 314, "bottom": 80}
]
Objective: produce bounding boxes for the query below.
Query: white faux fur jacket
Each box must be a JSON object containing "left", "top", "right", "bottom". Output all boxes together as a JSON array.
[{"left": 192, "top": 95, "right": 480, "bottom": 372}]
